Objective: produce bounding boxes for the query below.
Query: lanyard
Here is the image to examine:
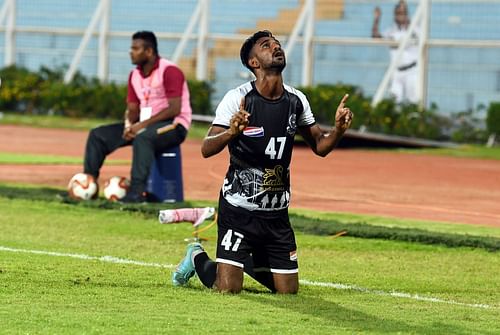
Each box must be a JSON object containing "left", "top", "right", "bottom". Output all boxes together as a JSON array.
[{"left": 140, "top": 68, "right": 157, "bottom": 106}]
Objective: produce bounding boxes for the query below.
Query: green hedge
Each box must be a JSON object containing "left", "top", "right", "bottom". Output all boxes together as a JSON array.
[
  {"left": 486, "top": 102, "right": 500, "bottom": 135},
  {"left": 1, "top": 184, "right": 497, "bottom": 252},
  {"left": 0, "top": 65, "right": 493, "bottom": 143},
  {"left": 0, "top": 65, "right": 213, "bottom": 118},
  {"left": 298, "top": 84, "right": 447, "bottom": 140},
  {"left": 290, "top": 214, "right": 499, "bottom": 252}
]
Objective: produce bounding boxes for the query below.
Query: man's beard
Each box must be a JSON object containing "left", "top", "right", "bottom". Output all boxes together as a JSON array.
[
  {"left": 132, "top": 58, "right": 147, "bottom": 66},
  {"left": 270, "top": 59, "right": 286, "bottom": 73}
]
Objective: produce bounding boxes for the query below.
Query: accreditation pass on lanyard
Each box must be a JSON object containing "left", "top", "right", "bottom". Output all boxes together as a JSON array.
[{"left": 140, "top": 70, "right": 155, "bottom": 122}]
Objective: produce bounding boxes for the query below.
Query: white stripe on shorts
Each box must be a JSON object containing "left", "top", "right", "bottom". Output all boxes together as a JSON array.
[
  {"left": 216, "top": 258, "right": 244, "bottom": 268},
  {"left": 254, "top": 267, "right": 299, "bottom": 274},
  {"left": 270, "top": 268, "right": 298, "bottom": 274}
]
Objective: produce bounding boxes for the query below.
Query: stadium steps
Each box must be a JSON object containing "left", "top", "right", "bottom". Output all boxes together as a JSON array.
[
  {"left": 179, "top": 0, "right": 344, "bottom": 79},
  {"left": 209, "top": 0, "right": 344, "bottom": 70},
  {"left": 238, "top": 0, "right": 344, "bottom": 35}
]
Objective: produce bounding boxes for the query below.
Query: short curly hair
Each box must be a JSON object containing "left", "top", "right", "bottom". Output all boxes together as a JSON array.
[{"left": 240, "top": 30, "right": 274, "bottom": 72}]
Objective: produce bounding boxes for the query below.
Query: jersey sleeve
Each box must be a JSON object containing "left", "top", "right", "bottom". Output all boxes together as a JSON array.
[
  {"left": 162, "top": 66, "right": 185, "bottom": 98},
  {"left": 290, "top": 87, "right": 315, "bottom": 127},
  {"left": 212, "top": 88, "right": 242, "bottom": 128}
]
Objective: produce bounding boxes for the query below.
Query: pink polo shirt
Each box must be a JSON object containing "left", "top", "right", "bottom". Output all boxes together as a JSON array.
[{"left": 127, "top": 57, "right": 192, "bottom": 130}]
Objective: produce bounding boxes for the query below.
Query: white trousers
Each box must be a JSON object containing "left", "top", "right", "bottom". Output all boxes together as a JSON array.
[{"left": 390, "top": 66, "right": 419, "bottom": 104}]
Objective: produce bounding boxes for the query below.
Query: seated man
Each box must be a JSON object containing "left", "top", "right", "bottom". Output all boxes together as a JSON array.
[{"left": 83, "top": 31, "right": 192, "bottom": 202}]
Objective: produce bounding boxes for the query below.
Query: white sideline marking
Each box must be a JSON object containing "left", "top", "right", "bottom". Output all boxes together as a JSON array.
[
  {"left": 0, "top": 246, "right": 174, "bottom": 269},
  {"left": 0, "top": 245, "right": 494, "bottom": 310}
]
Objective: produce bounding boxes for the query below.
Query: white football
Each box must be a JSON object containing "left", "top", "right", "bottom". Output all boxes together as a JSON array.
[
  {"left": 104, "top": 176, "right": 130, "bottom": 201},
  {"left": 68, "top": 173, "right": 98, "bottom": 200}
]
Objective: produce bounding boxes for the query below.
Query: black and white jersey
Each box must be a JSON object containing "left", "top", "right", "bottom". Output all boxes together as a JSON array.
[{"left": 213, "top": 81, "right": 315, "bottom": 214}]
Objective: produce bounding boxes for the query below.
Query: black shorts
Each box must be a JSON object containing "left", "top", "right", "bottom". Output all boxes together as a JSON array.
[{"left": 216, "top": 197, "right": 298, "bottom": 274}]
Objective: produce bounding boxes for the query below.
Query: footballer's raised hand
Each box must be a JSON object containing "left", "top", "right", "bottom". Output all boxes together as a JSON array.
[
  {"left": 335, "top": 94, "right": 353, "bottom": 132},
  {"left": 228, "top": 97, "right": 250, "bottom": 136}
]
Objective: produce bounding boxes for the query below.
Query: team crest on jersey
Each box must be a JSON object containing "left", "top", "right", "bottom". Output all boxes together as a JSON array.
[
  {"left": 243, "top": 126, "right": 265, "bottom": 137},
  {"left": 263, "top": 165, "right": 284, "bottom": 191},
  {"left": 287, "top": 114, "right": 297, "bottom": 136}
]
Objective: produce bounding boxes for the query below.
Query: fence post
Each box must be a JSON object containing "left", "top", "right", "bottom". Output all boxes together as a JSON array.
[
  {"left": 4, "top": 0, "right": 16, "bottom": 66},
  {"left": 418, "top": 0, "right": 430, "bottom": 110},
  {"left": 64, "top": 0, "right": 106, "bottom": 83},
  {"left": 301, "top": 0, "right": 315, "bottom": 87},
  {"left": 97, "top": 0, "right": 111, "bottom": 82},
  {"left": 196, "top": 0, "right": 209, "bottom": 81}
]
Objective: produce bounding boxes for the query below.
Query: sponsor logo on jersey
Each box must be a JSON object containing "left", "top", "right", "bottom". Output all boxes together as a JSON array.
[
  {"left": 289, "top": 250, "right": 298, "bottom": 261},
  {"left": 243, "top": 126, "right": 264, "bottom": 137}
]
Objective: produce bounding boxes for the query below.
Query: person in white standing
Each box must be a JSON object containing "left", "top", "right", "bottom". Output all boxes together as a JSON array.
[{"left": 372, "top": 0, "right": 419, "bottom": 104}]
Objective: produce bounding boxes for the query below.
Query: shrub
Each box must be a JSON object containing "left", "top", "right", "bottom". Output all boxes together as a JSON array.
[
  {"left": 486, "top": 102, "right": 500, "bottom": 135},
  {"left": 0, "top": 65, "right": 44, "bottom": 113},
  {"left": 0, "top": 65, "right": 212, "bottom": 119},
  {"left": 298, "top": 83, "right": 371, "bottom": 129},
  {"left": 355, "top": 99, "right": 448, "bottom": 140},
  {"left": 298, "top": 83, "right": 447, "bottom": 140},
  {"left": 451, "top": 108, "right": 488, "bottom": 144},
  {"left": 187, "top": 79, "right": 213, "bottom": 115}
]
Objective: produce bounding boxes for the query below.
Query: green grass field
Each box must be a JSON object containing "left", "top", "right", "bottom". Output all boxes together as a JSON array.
[
  {"left": 1, "top": 116, "right": 499, "bottom": 334},
  {"left": 1, "top": 186, "right": 499, "bottom": 334}
]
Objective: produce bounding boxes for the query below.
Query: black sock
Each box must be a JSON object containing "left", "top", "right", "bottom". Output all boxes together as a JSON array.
[{"left": 193, "top": 251, "right": 217, "bottom": 288}]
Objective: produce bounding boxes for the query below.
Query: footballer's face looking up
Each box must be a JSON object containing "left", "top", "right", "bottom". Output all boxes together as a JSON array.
[{"left": 249, "top": 36, "right": 286, "bottom": 73}]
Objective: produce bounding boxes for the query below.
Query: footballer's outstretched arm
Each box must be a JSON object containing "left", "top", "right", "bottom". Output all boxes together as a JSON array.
[{"left": 299, "top": 94, "right": 353, "bottom": 157}]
